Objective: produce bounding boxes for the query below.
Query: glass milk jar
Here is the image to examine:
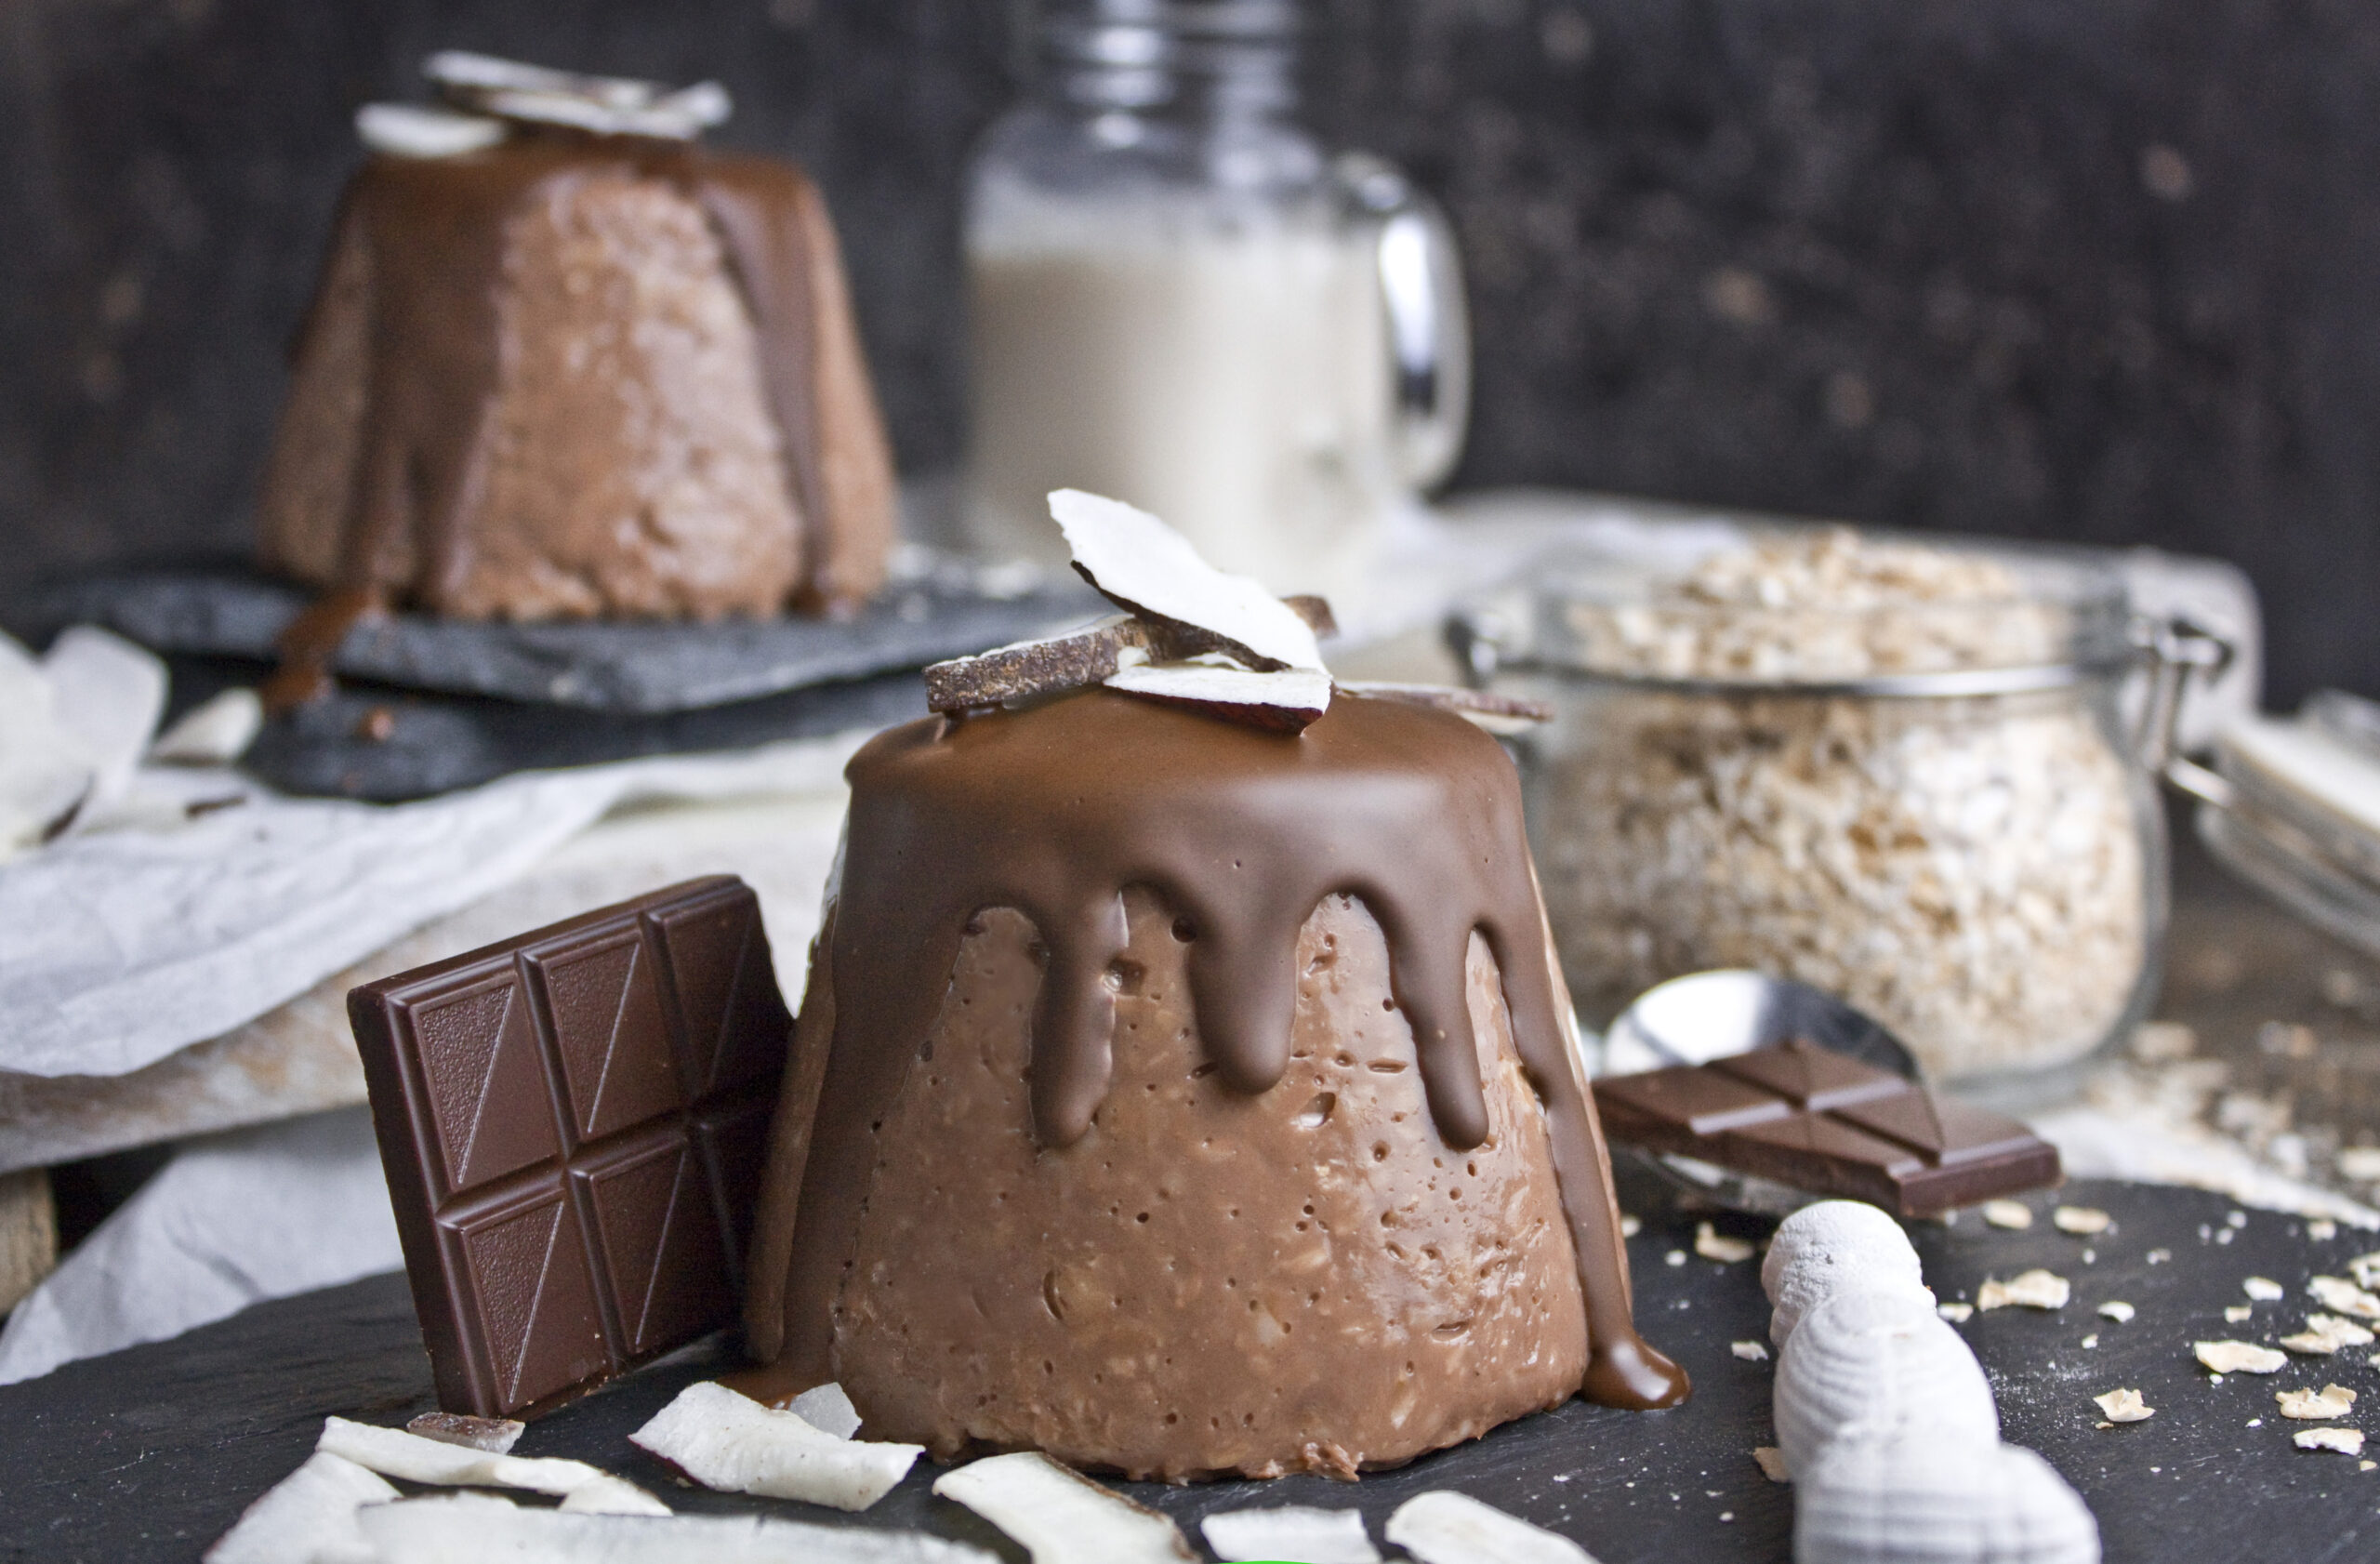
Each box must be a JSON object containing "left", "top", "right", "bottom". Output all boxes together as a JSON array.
[{"left": 963, "top": 0, "right": 1468, "bottom": 595}]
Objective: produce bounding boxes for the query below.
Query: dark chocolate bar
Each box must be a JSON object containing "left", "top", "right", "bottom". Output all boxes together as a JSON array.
[
  {"left": 350, "top": 876, "right": 792, "bottom": 1418},
  {"left": 1591, "top": 1040, "right": 2059, "bottom": 1217}
]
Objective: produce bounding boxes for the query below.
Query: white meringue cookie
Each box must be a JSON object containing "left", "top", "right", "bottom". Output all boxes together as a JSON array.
[
  {"left": 1774, "top": 1286, "right": 1999, "bottom": 1478},
  {"left": 1795, "top": 1437, "right": 2099, "bottom": 1564},
  {"left": 1763, "top": 1200, "right": 1926, "bottom": 1348}
]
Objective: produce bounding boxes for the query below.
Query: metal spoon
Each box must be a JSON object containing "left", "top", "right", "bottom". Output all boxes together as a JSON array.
[{"left": 1594, "top": 970, "right": 1924, "bottom": 1216}]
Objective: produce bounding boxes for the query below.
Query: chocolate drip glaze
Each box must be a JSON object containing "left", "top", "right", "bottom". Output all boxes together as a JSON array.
[
  {"left": 278, "top": 130, "right": 889, "bottom": 620},
  {"left": 752, "top": 688, "right": 1688, "bottom": 1412}
]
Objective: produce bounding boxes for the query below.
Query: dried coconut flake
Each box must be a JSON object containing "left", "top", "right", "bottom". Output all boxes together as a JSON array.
[
  {"left": 629, "top": 1382, "right": 918, "bottom": 1512},
  {"left": 1200, "top": 1506, "right": 1381, "bottom": 1564},
  {"left": 1385, "top": 1491, "right": 1593, "bottom": 1564},
  {"left": 932, "top": 1452, "right": 1194, "bottom": 1564}
]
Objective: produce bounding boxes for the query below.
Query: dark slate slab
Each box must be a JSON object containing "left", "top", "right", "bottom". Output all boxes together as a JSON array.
[
  {"left": 21, "top": 568, "right": 1100, "bottom": 714},
  {"left": 4, "top": 1178, "right": 2373, "bottom": 1563},
  {"left": 233, "top": 667, "right": 931, "bottom": 802}
]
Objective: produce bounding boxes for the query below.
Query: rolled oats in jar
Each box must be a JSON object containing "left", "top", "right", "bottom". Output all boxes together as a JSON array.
[{"left": 1465, "top": 526, "right": 2166, "bottom": 1087}]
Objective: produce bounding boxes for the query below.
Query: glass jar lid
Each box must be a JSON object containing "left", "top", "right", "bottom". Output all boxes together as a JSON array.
[{"left": 1470, "top": 524, "right": 2135, "bottom": 698}]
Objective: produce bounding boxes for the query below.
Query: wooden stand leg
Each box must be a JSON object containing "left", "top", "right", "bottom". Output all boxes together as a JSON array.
[{"left": 0, "top": 1168, "right": 59, "bottom": 1316}]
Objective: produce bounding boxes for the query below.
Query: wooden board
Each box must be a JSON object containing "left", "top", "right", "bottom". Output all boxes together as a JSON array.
[{"left": 4, "top": 1177, "right": 2374, "bottom": 1562}]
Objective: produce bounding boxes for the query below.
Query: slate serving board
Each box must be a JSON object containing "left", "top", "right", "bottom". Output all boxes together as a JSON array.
[
  {"left": 19, "top": 568, "right": 1101, "bottom": 714},
  {"left": 4, "top": 1177, "right": 2374, "bottom": 1564},
  {"left": 231, "top": 667, "right": 931, "bottom": 802}
]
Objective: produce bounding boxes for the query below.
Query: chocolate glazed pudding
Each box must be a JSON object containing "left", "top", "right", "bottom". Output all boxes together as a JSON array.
[
  {"left": 742, "top": 689, "right": 1687, "bottom": 1480},
  {"left": 258, "top": 131, "right": 894, "bottom": 623}
]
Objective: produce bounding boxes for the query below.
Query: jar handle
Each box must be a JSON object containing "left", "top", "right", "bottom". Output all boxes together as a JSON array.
[
  {"left": 1336, "top": 153, "right": 1472, "bottom": 491},
  {"left": 2129, "top": 613, "right": 2234, "bottom": 776}
]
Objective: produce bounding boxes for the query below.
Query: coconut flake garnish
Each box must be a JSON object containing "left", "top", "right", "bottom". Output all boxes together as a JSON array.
[
  {"left": 932, "top": 1451, "right": 1195, "bottom": 1563},
  {"left": 204, "top": 1451, "right": 395, "bottom": 1564},
  {"left": 357, "top": 1491, "right": 995, "bottom": 1563},
  {"left": 1104, "top": 662, "right": 1333, "bottom": 732},
  {"left": 1200, "top": 1504, "right": 1382, "bottom": 1563},
  {"left": 1385, "top": 1491, "right": 1594, "bottom": 1564},
  {"left": 1051, "top": 490, "right": 1324, "bottom": 672},
  {"left": 787, "top": 1381, "right": 866, "bottom": 1440},
  {"left": 314, "top": 1416, "right": 668, "bottom": 1515},
  {"left": 629, "top": 1381, "right": 919, "bottom": 1512}
]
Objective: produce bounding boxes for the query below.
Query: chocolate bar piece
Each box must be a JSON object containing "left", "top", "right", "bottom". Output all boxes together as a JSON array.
[
  {"left": 350, "top": 876, "right": 792, "bottom": 1419},
  {"left": 1591, "top": 1040, "right": 2059, "bottom": 1217}
]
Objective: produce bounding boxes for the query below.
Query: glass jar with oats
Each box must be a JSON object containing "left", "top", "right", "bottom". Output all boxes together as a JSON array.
[{"left": 1452, "top": 526, "right": 2180, "bottom": 1097}]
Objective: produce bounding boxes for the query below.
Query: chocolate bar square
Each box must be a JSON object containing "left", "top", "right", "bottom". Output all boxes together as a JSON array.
[
  {"left": 350, "top": 876, "right": 792, "bottom": 1419},
  {"left": 1593, "top": 1040, "right": 2060, "bottom": 1216}
]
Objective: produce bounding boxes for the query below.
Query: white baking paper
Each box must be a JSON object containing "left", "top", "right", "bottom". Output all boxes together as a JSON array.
[
  {"left": 0, "top": 736, "right": 863, "bottom": 1080},
  {"left": 0, "top": 1107, "right": 401, "bottom": 1384}
]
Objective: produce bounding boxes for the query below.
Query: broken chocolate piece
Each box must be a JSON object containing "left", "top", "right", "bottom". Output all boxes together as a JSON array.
[
  {"left": 1051, "top": 490, "right": 1325, "bottom": 672},
  {"left": 406, "top": 1411, "right": 525, "bottom": 1453},
  {"left": 1592, "top": 1040, "right": 2060, "bottom": 1217},
  {"left": 924, "top": 617, "right": 1147, "bottom": 714},
  {"left": 925, "top": 605, "right": 1342, "bottom": 719},
  {"left": 1105, "top": 662, "right": 1333, "bottom": 733},
  {"left": 1280, "top": 594, "right": 1339, "bottom": 640},
  {"left": 349, "top": 877, "right": 792, "bottom": 1419}
]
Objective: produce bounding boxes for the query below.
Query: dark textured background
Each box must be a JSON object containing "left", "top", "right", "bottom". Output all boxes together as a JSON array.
[{"left": 4, "top": 0, "right": 2376, "bottom": 704}]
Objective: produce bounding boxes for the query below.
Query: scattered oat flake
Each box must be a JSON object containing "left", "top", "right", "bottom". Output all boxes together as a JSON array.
[
  {"left": 2226, "top": 1306, "right": 2254, "bottom": 1324},
  {"left": 1620, "top": 1215, "right": 1642, "bottom": 1239},
  {"left": 2054, "top": 1206, "right": 2111, "bottom": 1236},
  {"left": 1983, "top": 1200, "right": 2035, "bottom": 1230},
  {"left": 2082, "top": 1334, "right": 2099, "bottom": 1349},
  {"left": 1730, "top": 1340, "right": 1770, "bottom": 1362},
  {"left": 1752, "top": 1448, "right": 1790, "bottom": 1483},
  {"left": 1937, "top": 1302, "right": 1975, "bottom": 1323},
  {"left": 2242, "top": 1277, "right": 2285, "bottom": 1302},
  {"left": 2362, "top": 1460, "right": 2377, "bottom": 1472},
  {"left": 2196, "top": 1341, "right": 2288, "bottom": 1375},
  {"left": 2281, "top": 1315, "right": 2376, "bottom": 1356},
  {"left": 1665, "top": 1250, "right": 1687, "bottom": 1267},
  {"left": 2351, "top": 1253, "right": 2380, "bottom": 1289},
  {"left": 2309, "top": 1219, "right": 2338, "bottom": 1241},
  {"left": 2310, "top": 1276, "right": 2380, "bottom": 1320},
  {"left": 2147, "top": 1248, "right": 2173, "bottom": 1265},
  {"left": 2094, "top": 1388, "right": 2153, "bottom": 1424},
  {"left": 2296, "top": 1427, "right": 2366, "bottom": 1456},
  {"left": 2278, "top": 1385, "right": 2359, "bottom": 1420},
  {"left": 2228, "top": 1211, "right": 2250, "bottom": 1227},
  {"left": 2098, "top": 1301, "right": 2135, "bottom": 1323},
  {"left": 1695, "top": 1223, "right": 1756, "bottom": 1264},
  {"left": 1978, "top": 1270, "right": 2070, "bottom": 1311}
]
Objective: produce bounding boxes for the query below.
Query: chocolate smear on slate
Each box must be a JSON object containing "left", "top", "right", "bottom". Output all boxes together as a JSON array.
[{"left": 752, "top": 686, "right": 1688, "bottom": 1412}]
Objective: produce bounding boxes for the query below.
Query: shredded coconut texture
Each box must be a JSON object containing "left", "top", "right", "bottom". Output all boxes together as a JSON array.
[{"left": 1537, "top": 528, "right": 2148, "bottom": 1079}]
